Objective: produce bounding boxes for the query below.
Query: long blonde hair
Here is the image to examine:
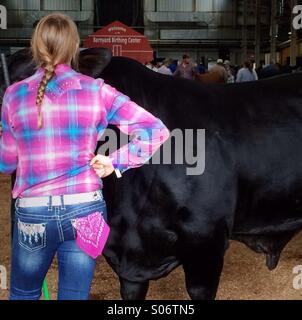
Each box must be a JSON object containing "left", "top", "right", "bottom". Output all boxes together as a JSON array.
[{"left": 30, "top": 13, "right": 80, "bottom": 129}]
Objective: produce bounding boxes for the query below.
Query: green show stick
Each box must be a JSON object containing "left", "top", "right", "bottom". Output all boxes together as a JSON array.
[{"left": 43, "top": 279, "right": 50, "bottom": 300}]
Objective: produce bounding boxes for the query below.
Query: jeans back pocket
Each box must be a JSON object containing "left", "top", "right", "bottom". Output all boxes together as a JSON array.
[{"left": 17, "top": 219, "right": 47, "bottom": 252}]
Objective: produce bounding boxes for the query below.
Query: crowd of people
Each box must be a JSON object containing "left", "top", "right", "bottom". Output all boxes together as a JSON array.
[{"left": 145, "top": 54, "right": 294, "bottom": 84}]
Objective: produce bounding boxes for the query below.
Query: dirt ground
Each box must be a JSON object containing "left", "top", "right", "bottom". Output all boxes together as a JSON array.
[{"left": 1, "top": 173, "right": 302, "bottom": 300}]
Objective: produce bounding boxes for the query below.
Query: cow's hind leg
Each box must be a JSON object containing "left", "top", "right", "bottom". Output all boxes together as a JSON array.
[
  {"left": 119, "top": 277, "right": 149, "bottom": 300},
  {"left": 180, "top": 221, "right": 229, "bottom": 300},
  {"left": 181, "top": 239, "right": 227, "bottom": 300}
]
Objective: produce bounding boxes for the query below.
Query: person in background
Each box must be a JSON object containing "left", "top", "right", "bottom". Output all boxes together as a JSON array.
[
  {"left": 157, "top": 59, "right": 173, "bottom": 75},
  {"left": 224, "top": 60, "right": 235, "bottom": 83},
  {"left": 257, "top": 61, "right": 281, "bottom": 79},
  {"left": 173, "top": 54, "right": 196, "bottom": 80},
  {"left": 208, "top": 59, "right": 228, "bottom": 83},
  {"left": 236, "top": 60, "right": 258, "bottom": 82},
  {"left": 197, "top": 60, "right": 206, "bottom": 74},
  {"left": 255, "top": 59, "right": 266, "bottom": 78},
  {"left": 145, "top": 60, "right": 158, "bottom": 72},
  {"left": 168, "top": 59, "right": 178, "bottom": 74}
]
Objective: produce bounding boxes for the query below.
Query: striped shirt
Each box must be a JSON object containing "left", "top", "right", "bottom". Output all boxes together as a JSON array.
[{"left": 0, "top": 63, "right": 169, "bottom": 198}]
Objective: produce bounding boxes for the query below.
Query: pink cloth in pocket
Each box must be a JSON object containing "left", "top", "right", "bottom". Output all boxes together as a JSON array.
[{"left": 71, "top": 211, "right": 110, "bottom": 259}]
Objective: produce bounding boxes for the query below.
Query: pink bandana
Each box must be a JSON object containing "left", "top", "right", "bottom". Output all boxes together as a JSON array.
[{"left": 71, "top": 212, "right": 110, "bottom": 259}]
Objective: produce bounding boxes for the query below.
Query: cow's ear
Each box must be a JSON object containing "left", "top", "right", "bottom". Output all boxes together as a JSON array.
[{"left": 78, "top": 48, "right": 112, "bottom": 78}]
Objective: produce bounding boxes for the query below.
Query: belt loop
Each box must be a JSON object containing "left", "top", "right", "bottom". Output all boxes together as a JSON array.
[
  {"left": 60, "top": 195, "right": 66, "bottom": 210},
  {"left": 48, "top": 195, "right": 52, "bottom": 211}
]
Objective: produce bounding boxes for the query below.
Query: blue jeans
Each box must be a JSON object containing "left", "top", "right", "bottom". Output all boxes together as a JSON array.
[{"left": 10, "top": 191, "right": 107, "bottom": 300}]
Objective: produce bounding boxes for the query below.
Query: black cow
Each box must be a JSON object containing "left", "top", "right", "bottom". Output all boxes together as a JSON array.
[{"left": 2, "top": 48, "right": 302, "bottom": 300}]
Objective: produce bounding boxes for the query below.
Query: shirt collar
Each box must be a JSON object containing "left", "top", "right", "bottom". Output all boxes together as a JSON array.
[
  {"left": 35, "top": 63, "right": 75, "bottom": 76},
  {"left": 27, "top": 63, "right": 82, "bottom": 96}
]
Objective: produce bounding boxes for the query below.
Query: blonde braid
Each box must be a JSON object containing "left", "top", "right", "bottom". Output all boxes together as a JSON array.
[{"left": 36, "top": 64, "right": 55, "bottom": 129}]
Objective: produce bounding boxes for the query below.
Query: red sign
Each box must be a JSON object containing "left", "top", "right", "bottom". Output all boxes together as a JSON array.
[{"left": 84, "top": 21, "right": 153, "bottom": 64}]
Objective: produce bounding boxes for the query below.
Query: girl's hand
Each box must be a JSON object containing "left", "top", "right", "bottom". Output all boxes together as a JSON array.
[{"left": 90, "top": 154, "right": 114, "bottom": 178}]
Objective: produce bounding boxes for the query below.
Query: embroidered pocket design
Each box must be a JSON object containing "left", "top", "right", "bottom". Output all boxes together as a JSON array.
[
  {"left": 17, "top": 220, "right": 46, "bottom": 252},
  {"left": 71, "top": 211, "right": 110, "bottom": 259}
]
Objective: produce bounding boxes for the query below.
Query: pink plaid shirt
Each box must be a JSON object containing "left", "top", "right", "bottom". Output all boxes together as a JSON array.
[{"left": 0, "top": 63, "right": 169, "bottom": 198}]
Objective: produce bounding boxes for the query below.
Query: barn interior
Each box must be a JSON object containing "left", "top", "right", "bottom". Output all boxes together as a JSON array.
[{"left": 0, "top": 0, "right": 301, "bottom": 66}]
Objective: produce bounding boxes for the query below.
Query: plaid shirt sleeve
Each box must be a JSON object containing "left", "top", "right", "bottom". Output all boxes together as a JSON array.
[
  {"left": 99, "top": 81, "right": 170, "bottom": 174},
  {"left": 0, "top": 88, "right": 18, "bottom": 174}
]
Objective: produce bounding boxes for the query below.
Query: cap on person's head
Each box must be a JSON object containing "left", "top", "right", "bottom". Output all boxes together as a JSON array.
[
  {"left": 217, "top": 59, "right": 223, "bottom": 65},
  {"left": 224, "top": 60, "right": 230, "bottom": 65},
  {"left": 183, "top": 54, "right": 190, "bottom": 59}
]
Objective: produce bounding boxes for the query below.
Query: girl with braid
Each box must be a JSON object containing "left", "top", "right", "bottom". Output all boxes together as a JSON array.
[{"left": 0, "top": 13, "right": 169, "bottom": 300}]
